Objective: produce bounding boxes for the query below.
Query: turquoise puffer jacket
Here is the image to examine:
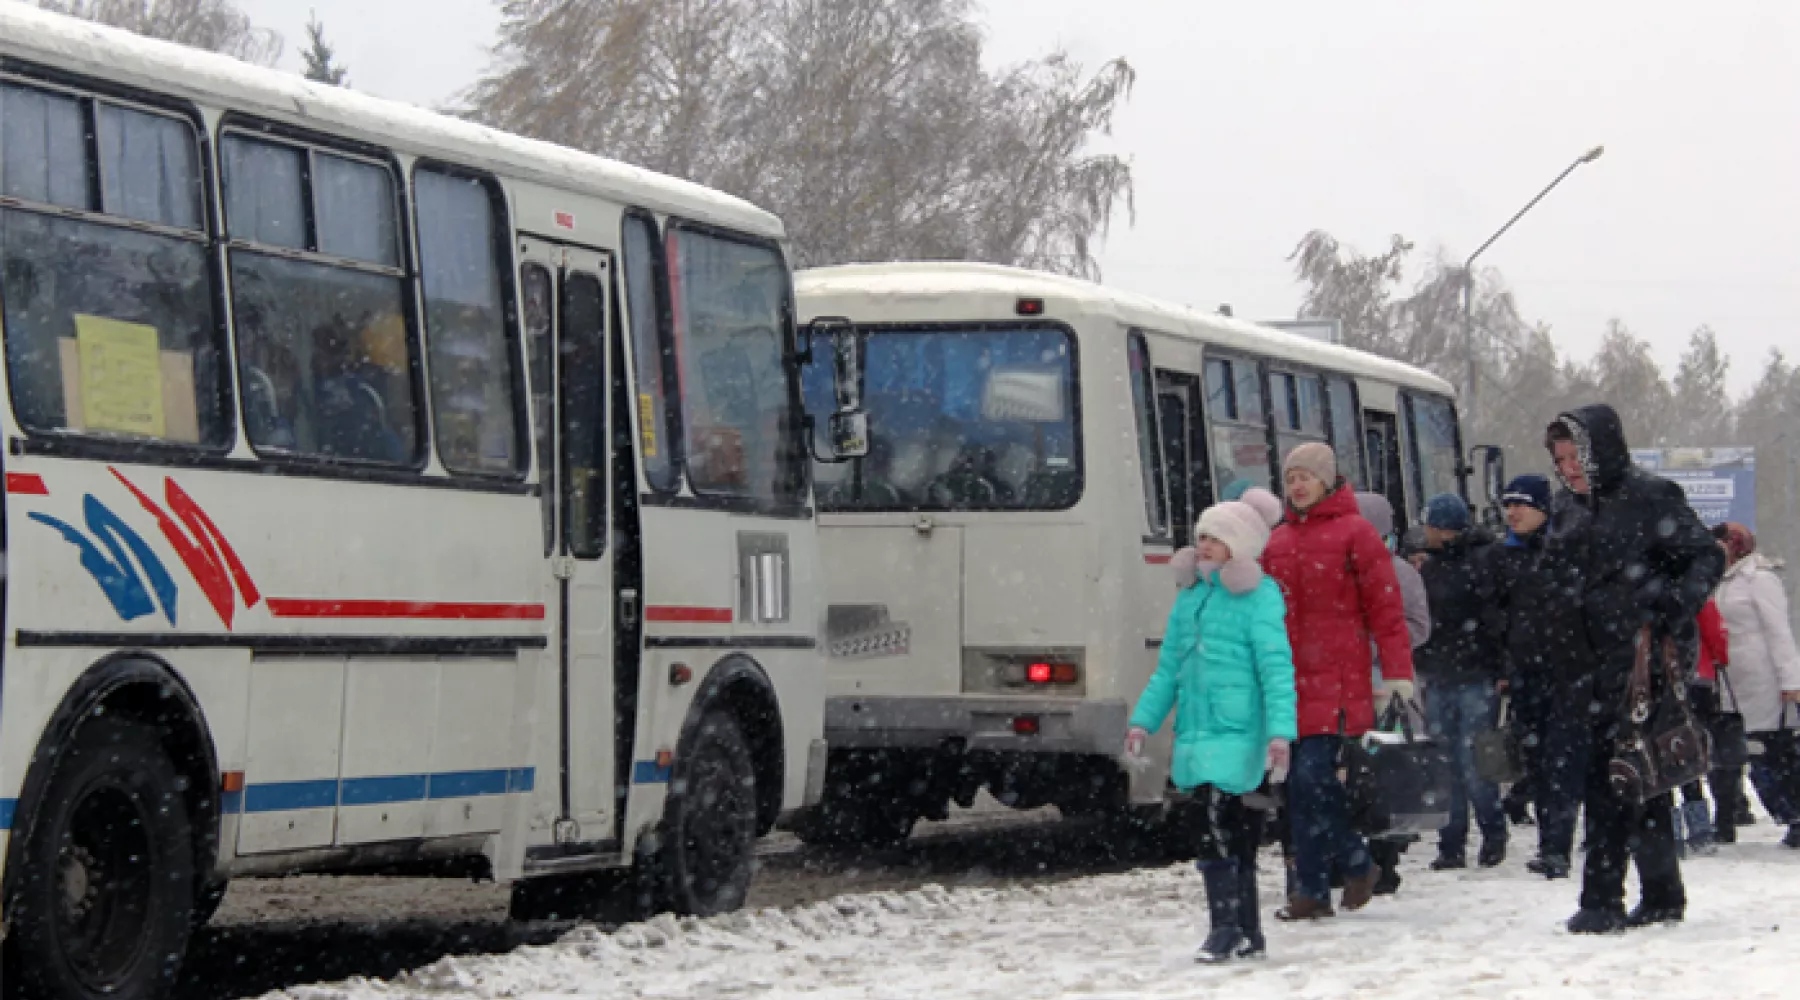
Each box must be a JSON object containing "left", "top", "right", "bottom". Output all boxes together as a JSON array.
[{"left": 1130, "top": 570, "right": 1299, "bottom": 795}]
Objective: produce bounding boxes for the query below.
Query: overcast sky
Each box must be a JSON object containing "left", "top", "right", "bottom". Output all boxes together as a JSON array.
[{"left": 236, "top": 0, "right": 1799, "bottom": 395}]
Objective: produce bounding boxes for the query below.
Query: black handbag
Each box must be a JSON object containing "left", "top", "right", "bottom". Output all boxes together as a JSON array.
[
  {"left": 1608, "top": 627, "right": 1712, "bottom": 805},
  {"left": 1710, "top": 670, "right": 1750, "bottom": 770},
  {"left": 1474, "top": 696, "right": 1524, "bottom": 784},
  {"left": 1345, "top": 700, "right": 1453, "bottom": 837}
]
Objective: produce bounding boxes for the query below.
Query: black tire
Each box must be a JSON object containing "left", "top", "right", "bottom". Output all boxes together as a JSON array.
[
  {"left": 649, "top": 711, "right": 758, "bottom": 917},
  {"left": 8, "top": 718, "right": 196, "bottom": 1000}
]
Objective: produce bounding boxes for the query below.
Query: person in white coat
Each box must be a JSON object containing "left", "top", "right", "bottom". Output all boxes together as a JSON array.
[{"left": 1714, "top": 522, "right": 1800, "bottom": 848}]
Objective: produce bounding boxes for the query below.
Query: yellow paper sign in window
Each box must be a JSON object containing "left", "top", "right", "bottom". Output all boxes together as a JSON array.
[
  {"left": 75, "top": 314, "right": 166, "bottom": 439},
  {"left": 638, "top": 392, "right": 659, "bottom": 458}
]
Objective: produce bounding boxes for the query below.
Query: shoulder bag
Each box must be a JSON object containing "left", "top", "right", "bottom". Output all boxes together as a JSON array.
[
  {"left": 1608, "top": 627, "right": 1712, "bottom": 805},
  {"left": 1710, "top": 669, "right": 1750, "bottom": 769}
]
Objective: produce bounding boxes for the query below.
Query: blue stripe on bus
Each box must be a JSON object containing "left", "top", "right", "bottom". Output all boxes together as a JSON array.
[
  {"left": 632, "top": 760, "right": 672, "bottom": 785},
  {"left": 0, "top": 766, "right": 539, "bottom": 828}
]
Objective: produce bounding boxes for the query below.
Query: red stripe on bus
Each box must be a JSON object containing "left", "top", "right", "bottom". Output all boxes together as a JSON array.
[
  {"left": 266, "top": 599, "right": 547, "bottom": 621},
  {"left": 645, "top": 605, "right": 734, "bottom": 624},
  {"left": 1143, "top": 553, "right": 1172, "bottom": 565},
  {"left": 6, "top": 473, "right": 48, "bottom": 495}
]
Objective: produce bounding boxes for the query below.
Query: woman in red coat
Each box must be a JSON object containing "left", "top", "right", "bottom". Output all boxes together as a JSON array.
[{"left": 1262, "top": 443, "right": 1416, "bottom": 920}]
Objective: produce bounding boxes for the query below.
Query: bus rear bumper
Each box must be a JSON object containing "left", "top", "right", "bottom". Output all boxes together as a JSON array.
[{"left": 824, "top": 695, "right": 1128, "bottom": 756}]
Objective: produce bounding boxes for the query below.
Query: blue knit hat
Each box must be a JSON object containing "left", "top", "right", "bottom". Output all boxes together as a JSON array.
[
  {"left": 1423, "top": 493, "right": 1470, "bottom": 531},
  {"left": 1502, "top": 474, "right": 1551, "bottom": 513}
]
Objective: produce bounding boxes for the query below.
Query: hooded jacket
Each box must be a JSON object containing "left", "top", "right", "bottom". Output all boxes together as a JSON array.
[
  {"left": 1130, "top": 565, "right": 1299, "bottom": 794},
  {"left": 1413, "top": 532, "right": 1507, "bottom": 687},
  {"left": 1546, "top": 404, "right": 1726, "bottom": 724},
  {"left": 1355, "top": 492, "right": 1431, "bottom": 652},
  {"left": 1263, "top": 482, "right": 1415, "bottom": 737}
]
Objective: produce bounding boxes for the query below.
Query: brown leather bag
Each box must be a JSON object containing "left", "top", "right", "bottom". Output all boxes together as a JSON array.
[{"left": 1607, "top": 627, "right": 1711, "bottom": 805}]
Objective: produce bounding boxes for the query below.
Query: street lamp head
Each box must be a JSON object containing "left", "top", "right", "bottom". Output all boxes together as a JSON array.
[{"left": 1580, "top": 145, "right": 1605, "bottom": 164}]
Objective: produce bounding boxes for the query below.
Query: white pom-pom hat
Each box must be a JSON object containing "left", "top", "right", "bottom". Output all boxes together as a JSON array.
[{"left": 1196, "top": 501, "right": 1272, "bottom": 563}]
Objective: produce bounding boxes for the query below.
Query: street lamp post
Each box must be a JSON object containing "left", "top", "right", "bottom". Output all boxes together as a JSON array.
[{"left": 1461, "top": 145, "right": 1605, "bottom": 425}]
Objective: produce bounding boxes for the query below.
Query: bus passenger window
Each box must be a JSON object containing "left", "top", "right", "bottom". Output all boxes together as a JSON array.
[
  {"left": 1, "top": 83, "right": 227, "bottom": 447},
  {"left": 622, "top": 215, "right": 678, "bottom": 492},
  {"left": 225, "top": 135, "right": 418, "bottom": 465},
  {"left": 1405, "top": 392, "right": 1463, "bottom": 507},
  {"left": 667, "top": 229, "right": 800, "bottom": 505},
  {"left": 416, "top": 169, "right": 523, "bottom": 476},
  {"left": 1325, "top": 376, "right": 1364, "bottom": 486},
  {"left": 521, "top": 264, "right": 555, "bottom": 555},
  {"left": 1272, "top": 370, "right": 1330, "bottom": 487},
  {"left": 1206, "top": 356, "right": 1272, "bottom": 500},
  {"left": 1127, "top": 332, "right": 1168, "bottom": 536}
]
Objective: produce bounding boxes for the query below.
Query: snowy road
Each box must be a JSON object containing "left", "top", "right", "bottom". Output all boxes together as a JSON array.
[{"left": 245, "top": 824, "right": 1800, "bottom": 1000}]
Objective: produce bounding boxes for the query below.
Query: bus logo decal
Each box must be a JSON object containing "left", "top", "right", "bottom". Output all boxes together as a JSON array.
[
  {"left": 110, "top": 468, "right": 261, "bottom": 629},
  {"left": 31, "top": 496, "right": 180, "bottom": 626}
]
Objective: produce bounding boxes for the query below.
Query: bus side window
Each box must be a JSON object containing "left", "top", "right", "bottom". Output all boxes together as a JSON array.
[
  {"left": 1325, "top": 376, "right": 1364, "bottom": 486},
  {"left": 415, "top": 168, "right": 524, "bottom": 477},
  {"left": 1125, "top": 332, "right": 1168, "bottom": 537},
  {"left": 0, "top": 83, "right": 227, "bottom": 448},
  {"left": 1206, "top": 356, "right": 1272, "bottom": 500}
]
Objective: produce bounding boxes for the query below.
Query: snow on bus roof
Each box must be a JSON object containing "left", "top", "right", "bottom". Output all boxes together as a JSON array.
[
  {"left": 0, "top": 5, "right": 783, "bottom": 239},
  {"left": 797, "top": 262, "right": 1455, "bottom": 396}
]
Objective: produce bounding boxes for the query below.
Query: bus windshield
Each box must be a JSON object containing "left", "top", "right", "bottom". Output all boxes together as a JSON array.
[{"left": 804, "top": 326, "right": 1080, "bottom": 511}]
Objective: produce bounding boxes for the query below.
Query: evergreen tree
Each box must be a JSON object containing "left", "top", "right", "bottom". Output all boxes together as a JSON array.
[
  {"left": 1669, "top": 325, "right": 1732, "bottom": 445},
  {"left": 301, "top": 10, "right": 348, "bottom": 86}
]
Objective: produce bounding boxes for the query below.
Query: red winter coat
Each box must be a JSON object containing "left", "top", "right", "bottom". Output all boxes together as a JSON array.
[
  {"left": 1263, "top": 483, "right": 1415, "bottom": 737},
  {"left": 1695, "top": 599, "right": 1728, "bottom": 682}
]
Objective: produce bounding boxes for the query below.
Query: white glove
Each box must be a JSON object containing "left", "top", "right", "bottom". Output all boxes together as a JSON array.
[
  {"left": 1266, "top": 738, "right": 1291, "bottom": 784},
  {"left": 1124, "top": 726, "right": 1149, "bottom": 758}
]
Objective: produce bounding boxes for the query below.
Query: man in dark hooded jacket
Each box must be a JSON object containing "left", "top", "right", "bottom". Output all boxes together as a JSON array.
[{"left": 1545, "top": 404, "right": 1725, "bottom": 934}]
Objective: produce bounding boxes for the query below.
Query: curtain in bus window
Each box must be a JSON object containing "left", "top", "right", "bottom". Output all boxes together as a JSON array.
[
  {"left": 223, "top": 137, "right": 307, "bottom": 250},
  {"left": 1327, "top": 377, "right": 1363, "bottom": 485},
  {"left": 314, "top": 155, "right": 399, "bottom": 266},
  {"left": 812, "top": 327, "right": 1078, "bottom": 512},
  {"left": 97, "top": 105, "right": 201, "bottom": 230},
  {"left": 622, "top": 216, "right": 677, "bottom": 491},
  {"left": 1, "top": 211, "right": 224, "bottom": 445},
  {"left": 231, "top": 254, "right": 415, "bottom": 463},
  {"left": 668, "top": 230, "right": 799, "bottom": 504},
  {"left": 415, "top": 169, "right": 520, "bottom": 475},
  {"left": 0, "top": 84, "right": 90, "bottom": 210},
  {"left": 1410, "top": 393, "right": 1462, "bottom": 505},
  {"left": 1128, "top": 333, "right": 1168, "bottom": 534}
]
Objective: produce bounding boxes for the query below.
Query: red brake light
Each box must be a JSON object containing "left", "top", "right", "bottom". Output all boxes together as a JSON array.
[
  {"left": 1013, "top": 715, "right": 1041, "bottom": 735},
  {"left": 1027, "top": 662, "right": 1053, "bottom": 684},
  {"left": 1016, "top": 297, "right": 1045, "bottom": 316}
]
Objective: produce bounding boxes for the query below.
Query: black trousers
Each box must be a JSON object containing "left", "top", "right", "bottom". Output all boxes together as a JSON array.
[
  {"left": 1184, "top": 786, "right": 1263, "bottom": 867},
  {"left": 1580, "top": 721, "right": 1684, "bottom": 912}
]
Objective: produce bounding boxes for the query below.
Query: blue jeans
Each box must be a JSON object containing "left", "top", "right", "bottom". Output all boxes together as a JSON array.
[
  {"left": 1425, "top": 681, "right": 1508, "bottom": 856},
  {"left": 1291, "top": 735, "right": 1370, "bottom": 901}
]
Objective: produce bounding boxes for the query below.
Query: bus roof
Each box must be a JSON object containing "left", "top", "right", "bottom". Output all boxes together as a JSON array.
[
  {"left": 797, "top": 262, "right": 1456, "bottom": 397},
  {"left": 0, "top": 5, "right": 785, "bottom": 240}
]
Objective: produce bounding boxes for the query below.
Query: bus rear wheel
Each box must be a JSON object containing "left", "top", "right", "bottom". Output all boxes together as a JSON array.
[
  {"left": 650, "top": 711, "right": 757, "bottom": 917},
  {"left": 8, "top": 718, "right": 196, "bottom": 1000}
]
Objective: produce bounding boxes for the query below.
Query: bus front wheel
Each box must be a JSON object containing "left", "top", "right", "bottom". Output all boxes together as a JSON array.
[
  {"left": 8, "top": 717, "right": 196, "bottom": 1000},
  {"left": 649, "top": 711, "right": 758, "bottom": 917}
]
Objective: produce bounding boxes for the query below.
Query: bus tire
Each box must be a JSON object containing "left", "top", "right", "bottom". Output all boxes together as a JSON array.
[
  {"left": 650, "top": 710, "right": 757, "bottom": 917},
  {"left": 8, "top": 717, "right": 196, "bottom": 1000}
]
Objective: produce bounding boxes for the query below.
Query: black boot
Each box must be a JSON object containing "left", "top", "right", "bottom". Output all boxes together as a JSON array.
[
  {"left": 1567, "top": 906, "right": 1628, "bottom": 934},
  {"left": 1625, "top": 902, "right": 1684, "bottom": 927},
  {"left": 1196, "top": 861, "right": 1244, "bottom": 964},
  {"left": 1237, "top": 864, "right": 1265, "bottom": 958}
]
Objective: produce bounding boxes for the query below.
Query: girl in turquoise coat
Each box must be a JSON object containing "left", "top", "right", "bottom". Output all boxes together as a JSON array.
[{"left": 1126, "top": 501, "right": 1298, "bottom": 963}]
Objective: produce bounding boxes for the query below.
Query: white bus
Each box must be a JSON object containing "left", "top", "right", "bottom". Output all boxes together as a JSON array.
[
  {"left": 0, "top": 9, "right": 862, "bottom": 998},
  {"left": 794, "top": 263, "right": 1464, "bottom": 843}
]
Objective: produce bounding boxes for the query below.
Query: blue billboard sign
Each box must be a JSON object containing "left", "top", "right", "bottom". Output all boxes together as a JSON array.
[{"left": 1631, "top": 447, "right": 1755, "bottom": 530}]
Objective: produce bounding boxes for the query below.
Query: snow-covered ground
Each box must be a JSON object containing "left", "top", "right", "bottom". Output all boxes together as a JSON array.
[{"left": 271, "top": 824, "right": 1800, "bottom": 1000}]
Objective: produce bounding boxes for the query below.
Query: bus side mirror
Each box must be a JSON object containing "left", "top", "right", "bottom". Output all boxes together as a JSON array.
[
  {"left": 801, "top": 317, "right": 868, "bottom": 462},
  {"left": 1470, "top": 444, "right": 1506, "bottom": 529}
]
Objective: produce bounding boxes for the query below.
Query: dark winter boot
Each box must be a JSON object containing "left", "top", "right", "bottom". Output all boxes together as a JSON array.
[
  {"left": 1625, "top": 902, "right": 1685, "bottom": 927},
  {"left": 1236, "top": 864, "right": 1266, "bottom": 958},
  {"left": 1566, "top": 906, "right": 1628, "bottom": 934},
  {"left": 1429, "top": 852, "right": 1467, "bottom": 871},
  {"left": 1782, "top": 824, "right": 1800, "bottom": 850},
  {"left": 1195, "top": 861, "right": 1244, "bottom": 964},
  {"left": 1527, "top": 854, "right": 1571, "bottom": 879},
  {"left": 1478, "top": 837, "right": 1507, "bottom": 868}
]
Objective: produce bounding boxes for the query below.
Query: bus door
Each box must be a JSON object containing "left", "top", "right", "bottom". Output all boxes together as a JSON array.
[
  {"left": 520, "top": 237, "right": 619, "bottom": 845},
  {"left": 1156, "top": 371, "right": 1213, "bottom": 548},
  {"left": 1363, "top": 409, "right": 1409, "bottom": 536}
]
